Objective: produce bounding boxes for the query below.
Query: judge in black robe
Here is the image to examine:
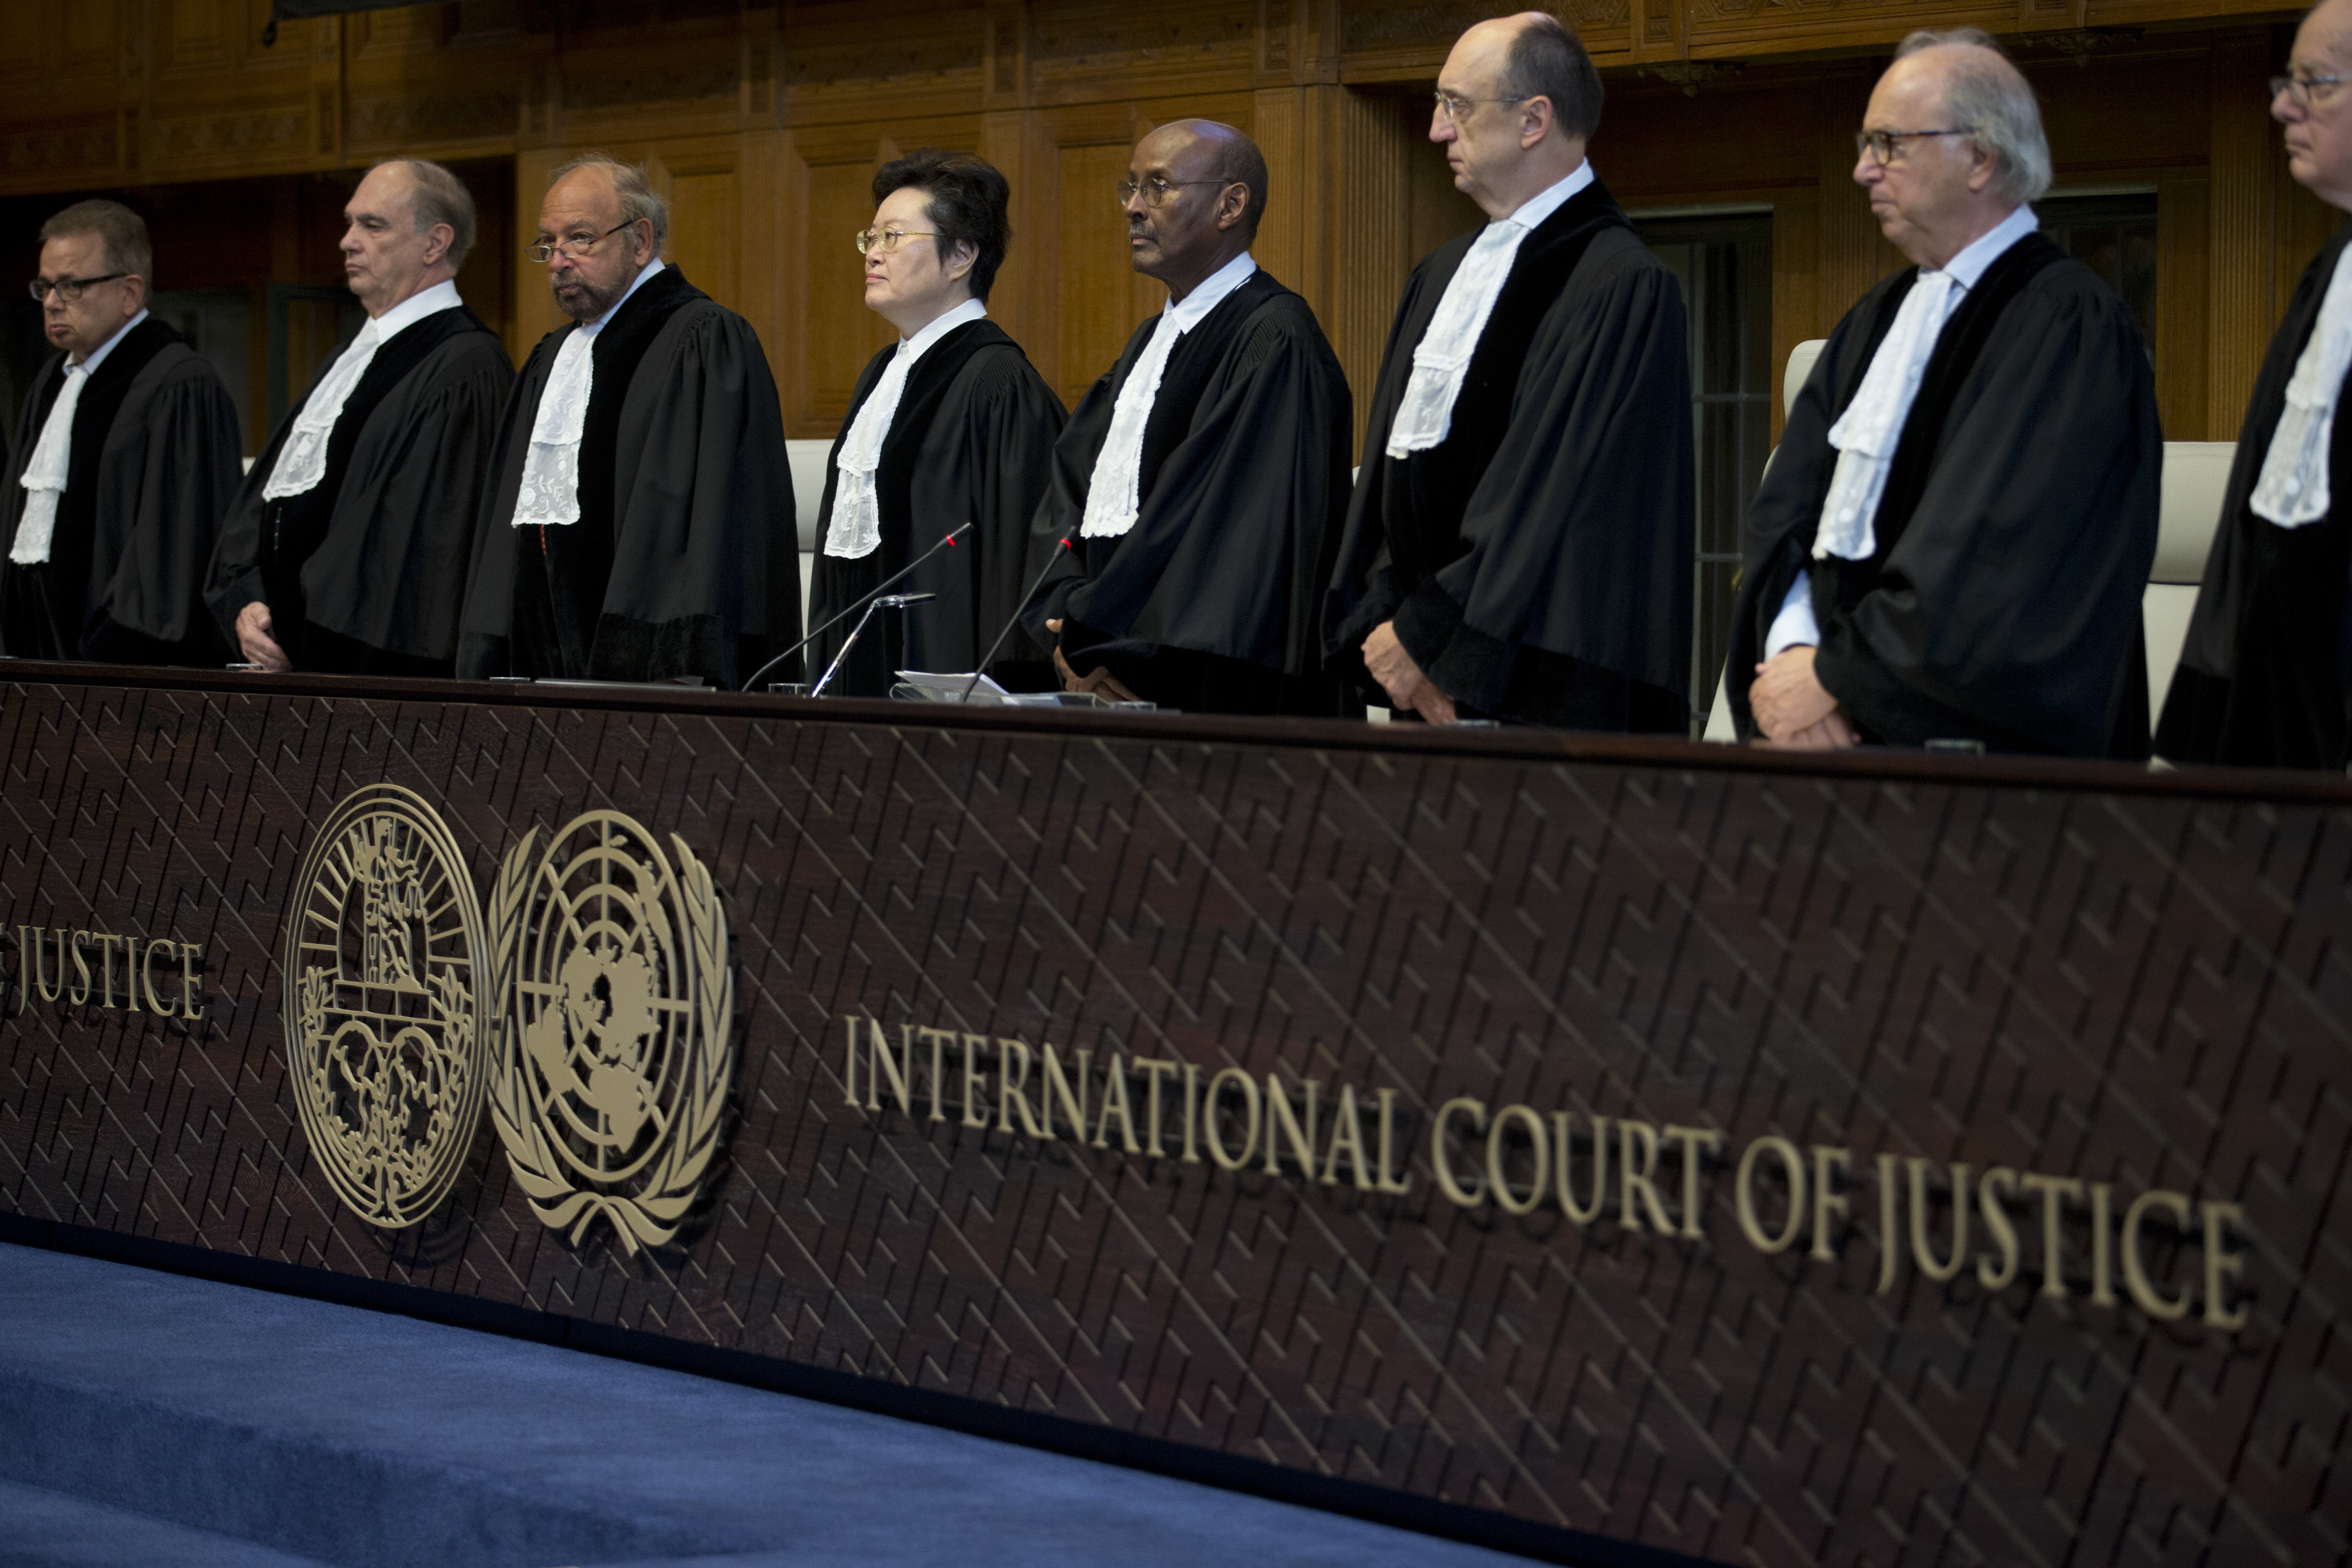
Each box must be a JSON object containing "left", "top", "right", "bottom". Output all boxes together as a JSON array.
[
  {"left": 1020, "top": 120, "right": 1355, "bottom": 717},
  {"left": 2156, "top": 93, "right": 2352, "bottom": 766},
  {"left": 207, "top": 160, "right": 512, "bottom": 679},
  {"left": 1729, "top": 35, "right": 2159, "bottom": 759},
  {"left": 805, "top": 151, "right": 1066, "bottom": 698},
  {"left": 1326, "top": 15, "right": 1692, "bottom": 731},
  {"left": 4, "top": 215, "right": 239, "bottom": 665},
  {"left": 458, "top": 156, "right": 799, "bottom": 688}
]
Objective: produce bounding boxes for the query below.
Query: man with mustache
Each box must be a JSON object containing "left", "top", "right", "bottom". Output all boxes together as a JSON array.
[
  {"left": 2, "top": 200, "right": 240, "bottom": 664},
  {"left": 458, "top": 153, "right": 801, "bottom": 688},
  {"left": 1727, "top": 29, "right": 2158, "bottom": 756},
  {"left": 2159, "top": 0, "right": 2352, "bottom": 768},
  {"left": 207, "top": 159, "right": 511, "bottom": 678},
  {"left": 1022, "top": 119, "right": 1355, "bottom": 715},
  {"left": 1327, "top": 13, "right": 1694, "bottom": 730}
]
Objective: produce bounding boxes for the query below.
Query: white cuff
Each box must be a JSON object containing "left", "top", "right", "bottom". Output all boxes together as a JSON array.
[{"left": 1763, "top": 569, "right": 1819, "bottom": 660}]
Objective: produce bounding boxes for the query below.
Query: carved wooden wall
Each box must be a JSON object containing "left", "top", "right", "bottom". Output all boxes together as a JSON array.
[{"left": 0, "top": 0, "right": 2330, "bottom": 446}]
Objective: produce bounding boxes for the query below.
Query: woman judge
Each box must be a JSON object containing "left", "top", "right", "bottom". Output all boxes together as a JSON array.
[{"left": 804, "top": 150, "right": 1067, "bottom": 696}]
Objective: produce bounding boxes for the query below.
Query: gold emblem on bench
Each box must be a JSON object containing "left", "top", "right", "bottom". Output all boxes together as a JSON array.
[
  {"left": 284, "top": 785, "right": 491, "bottom": 1228},
  {"left": 486, "top": 810, "right": 732, "bottom": 1254}
]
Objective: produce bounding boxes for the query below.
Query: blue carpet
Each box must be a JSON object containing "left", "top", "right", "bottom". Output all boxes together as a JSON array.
[
  {"left": 0, "top": 1243, "right": 1534, "bottom": 1567},
  {"left": 0, "top": 1479, "right": 332, "bottom": 1567}
]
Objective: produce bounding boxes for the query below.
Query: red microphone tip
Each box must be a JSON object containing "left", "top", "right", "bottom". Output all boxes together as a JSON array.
[
  {"left": 1058, "top": 537, "right": 1072, "bottom": 548},
  {"left": 946, "top": 537, "right": 956, "bottom": 546}
]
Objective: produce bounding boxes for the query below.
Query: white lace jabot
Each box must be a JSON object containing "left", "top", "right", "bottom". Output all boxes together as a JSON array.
[
  {"left": 1079, "top": 250, "right": 1258, "bottom": 539},
  {"left": 1813, "top": 203, "right": 2037, "bottom": 564},
  {"left": 11, "top": 309, "right": 146, "bottom": 566},
  {"left": 2251, "top": 242, "right": 2352, "bottom": 529},
  {"left": 513, "top": 260, "right": 666, "bottom": 529},
  {"left": 263, "top": 279, "right": 461, "bottom": 501},
  {"left": 825, "top": 297, "right": 989, "bottom": 559},
  {"left": 1383, "top": 162, "right": 1591, "bottom": 459}
]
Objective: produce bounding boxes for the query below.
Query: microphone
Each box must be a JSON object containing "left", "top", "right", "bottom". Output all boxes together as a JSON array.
[
  {"left": 743, "top": 520, "right": 973, "bottom": 693},
  {"left": 809, "top": 593, "right": 936, "bottom": 698},
  {"left": 959, "top": 537, "right": 1075, "bottom": 704}
]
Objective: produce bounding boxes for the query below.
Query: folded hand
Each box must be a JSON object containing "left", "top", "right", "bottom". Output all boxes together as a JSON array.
[{"left": 1750, "top": 646, "right": 1840, "bottom": 740}]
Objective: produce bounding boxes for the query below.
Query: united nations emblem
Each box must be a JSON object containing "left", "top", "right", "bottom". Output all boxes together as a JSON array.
[
  {"left": 283, "top": 785, "right": 492, "bottom": 1228},
  {"left": 486, "top": 810, "right": 732, "bottom": 1254}
]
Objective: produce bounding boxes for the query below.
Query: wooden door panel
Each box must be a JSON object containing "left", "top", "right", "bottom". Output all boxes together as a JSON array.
[
  {"left": 806, "top": 152, "right": 899, "bottom": 418},
  {"left": 1052, "top": 138, "right": 1142, "bottom": 399}
]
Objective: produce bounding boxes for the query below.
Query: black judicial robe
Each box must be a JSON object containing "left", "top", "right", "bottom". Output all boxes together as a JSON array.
[
  {"left": 1726, "top": 233, "right": 2161, "bottom": 758},
  {"left": 206, "top": 305, "right": 511, "bottom": 678},
  {"left": 1326, "top": 177, "right": 1695, "bottom": 731},
  {"left": 2156, "top": 224, "right": 2352, "bottom": 769},
  {"left": 1021, "top": 269, "right": 1356, "bottom": 716},
  {"left": 0, "top": 317, "right": 240, "bottom": 664},
  {"left": 805, "top": 319, "right": 1066, "bottom": 698},
  {"left": 456, "top": 266, "right": 801, "bottom": 689}
]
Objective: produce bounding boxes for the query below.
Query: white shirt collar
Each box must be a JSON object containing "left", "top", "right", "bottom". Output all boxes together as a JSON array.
[
  {"left": 1931, "top": 204, "right": 2037, "bottom": 292},
  {"left": 585, "top": 258, "right": 666, "bottom": 335},
  {"left": 368, "top": 278, "right": 462, "bottom": 342},
  {"left": 897, "top": 296, "right": 986, "bottom": 360},
  {"left": 1499, "top": 159, "right": 1595, "bottom": 232},
  {"left": 1165, "top": 250, "right": 1258, "bottom": 332},
  {"left": 72, "top": 309, "right": 148, "bottom": 374}
]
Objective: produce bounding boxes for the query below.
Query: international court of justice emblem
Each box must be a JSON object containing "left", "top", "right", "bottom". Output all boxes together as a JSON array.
[
  {"left": 284, "top": 784, "right": 492, "bottom": 1228},
  {"left": 486, "top": 810, "right": 732, "bottom": 1254}
]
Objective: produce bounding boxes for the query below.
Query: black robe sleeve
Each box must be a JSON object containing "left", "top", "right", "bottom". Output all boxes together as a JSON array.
[
  {"left": 1350, "top": 234, "right": 1695, "bottom": 728},
  {"left": 455, "top": 336, "right": 558, "bottom": 681},
  {"left": 902, "top": 345, "right": 1067, "bottom": 681},
  {"left": 84, "top": 349, "right": 243, "bottom": 657},
  {"left": 597, "top": 303, "right": 802, "bottom": 688},
  {"left": 1024, "top": 360, "right": 1119, "bottom": 637},
  {"left": 1024, "top": 299, "right": 1354, "bottom": 713},
  {"left": 1729, "top": 266, "right": 2161, "bottom": 758},
  {"left": 1319, "top": 263, "right": 1435, "bottom": 645}
]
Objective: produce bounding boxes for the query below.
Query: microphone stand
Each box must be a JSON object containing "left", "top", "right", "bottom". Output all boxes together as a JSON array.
[
  {"left": 744, "top": 520, "right": 974, "bottom": 694},
  {"left": 810, "top": 593, "right": 934, "bottom": 699},
  {"left": 958, "top": 537, "right": 1075, "bottom": 705}
]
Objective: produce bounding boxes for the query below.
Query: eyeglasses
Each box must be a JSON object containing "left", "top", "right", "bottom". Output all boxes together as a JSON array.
[
  {"left": 1433, "top": 89, "right": 1531, "bottom": 123},
  {"left": 29, "top": 273, "right": 127, "bottom": 304},
  {"left": 527, "top": 222, "right": 634, "bottom": 263},
  {"left": 1854, "top": 127, "right": 1970, "bottom": 166},
  {"left": 2272, "top": 72, "right": 2349, "bottom": 111},
  {"left": 1116, "top": 177, "right": 1224, "bottom": 207},
  {"left": 854, "top": 228, "right": 939, "bottom": 255}
]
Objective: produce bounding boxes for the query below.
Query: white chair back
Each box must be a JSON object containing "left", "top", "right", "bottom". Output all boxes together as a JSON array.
[{"left": 788, "top": 438, "right": 832, "bottom": 621}]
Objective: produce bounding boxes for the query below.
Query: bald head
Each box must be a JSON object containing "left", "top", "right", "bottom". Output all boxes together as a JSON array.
[
  {"left": 2280, "top": 0, "right": 2352, "bottom": 211},
  {"left": 2307, "top": 0, "right": 2352, "bottom": 57},
  {"left": 1465, "top": 12, "right": 1602, "bottom": 140},
  {"left": 1122, "top": 120, "right": 1261, "bottom": 300},
  {"left": 1433, "top": 11, "right": 1597, "bottom": 218},
  {"left": 1140, "top": 120, "right": 1267, "bottom": 236}
]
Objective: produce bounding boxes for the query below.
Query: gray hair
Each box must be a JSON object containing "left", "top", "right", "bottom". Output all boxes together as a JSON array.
[
  {"left": 376, "top": 159, "right": 478, "bottom": 269},
  {"left": 40, "top": 199, "right": 152, "bottom": 283},
  {"left": 548, "top": 152, "right": 669, "bottom": 251},
  {"left": 1895, "top": 28, "right": 2053, "bottom": 206}
]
